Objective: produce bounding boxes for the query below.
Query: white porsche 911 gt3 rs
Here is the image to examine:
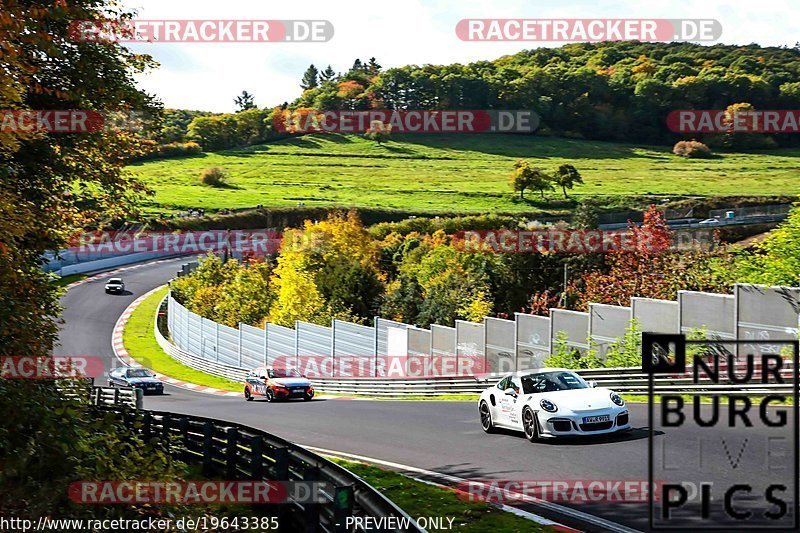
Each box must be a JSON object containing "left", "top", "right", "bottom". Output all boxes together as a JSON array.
[{"left": 478, "top": 368, "right": 630, "bottom": 441}]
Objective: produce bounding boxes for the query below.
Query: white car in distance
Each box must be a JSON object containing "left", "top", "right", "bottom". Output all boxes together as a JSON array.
[
  {"left": 478, "top": 368, "right": 630, "bottom": 441},
  {"left": 104, "top": 277, "right": 125, "bottom": 294}
]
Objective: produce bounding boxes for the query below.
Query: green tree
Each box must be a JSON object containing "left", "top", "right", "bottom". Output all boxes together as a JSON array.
[
  {"left": 234, "top": 90, "right": 256, "bottom": 111},
  {"left": 320, "top": 65, "right": 337, "bottom": 82},
  {"left": 736, "top": 202, "right": 800, "bottom": 285},
  {"left": 552, "top": 163, "right": 584, "bottom": 198},
  {"left": 301, "top": 64, "right": 319, "bottom": 90},
  {"left": 367, "top": 57, "right": 382, "bottom": 76},
  {"left": 215, "top": 260, "right": 274, "bottom": 327}
]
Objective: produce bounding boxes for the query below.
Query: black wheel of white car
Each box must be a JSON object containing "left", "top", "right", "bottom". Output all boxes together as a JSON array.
[
  {"left": 244, "top": 387, "right": 253, "bottom": 401},
  {"left": 479, "top": 401, "right": 495, "bottom": 433},
  {"left": 523, "top": 408, "right": 539, "bottom": 442}
]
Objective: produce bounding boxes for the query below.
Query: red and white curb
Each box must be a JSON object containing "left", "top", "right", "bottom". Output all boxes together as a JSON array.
[{"left": 111, "top": 286, "right": 241, "bottom": 397}]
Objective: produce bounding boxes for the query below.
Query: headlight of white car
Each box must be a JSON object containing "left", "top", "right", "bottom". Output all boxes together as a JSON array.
[
  {"left": 540, "top": 398, "right": 558, "bottom": 412},
  {"left": 610, "top": 392, "right": 625, "bottom": 406}
]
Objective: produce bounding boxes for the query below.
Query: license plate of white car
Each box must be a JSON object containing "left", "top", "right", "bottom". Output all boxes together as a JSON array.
[{"left": 583, "top": 415, "right": 610, "bottom": 424}]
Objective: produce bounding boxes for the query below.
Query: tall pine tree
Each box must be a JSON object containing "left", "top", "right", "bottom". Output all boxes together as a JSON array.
[
  {"left": 320, "top": 65, "right": 337, "bottom": 82},
  {"left": 300, "top": 64, "right": 319, "bottom": 90}
]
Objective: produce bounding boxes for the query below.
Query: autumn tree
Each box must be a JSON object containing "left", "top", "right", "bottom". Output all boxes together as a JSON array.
[
  {"left": 510, "top": 160, "right": 553, "bottom": 200},
  {"left": 364, "top": 121, "right": 391, "bottom": 144},
  {"left": 268, "top": 212, "right": 385, "bottom": 325},
  {"left": 381, "top": 232, "right": 499, "bottom": 327},
  {"left": 0, "top": 0, "right": 189, "bottom": 521}
]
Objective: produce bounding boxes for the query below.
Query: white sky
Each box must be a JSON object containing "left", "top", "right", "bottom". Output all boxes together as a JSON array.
[{"left": 120, "top": 0, "right": 799, "bottom": 112}]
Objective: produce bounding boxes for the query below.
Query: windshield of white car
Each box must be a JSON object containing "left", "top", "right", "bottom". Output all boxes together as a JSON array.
[
  {"left": 127, "top": 369, "right": 152, "bottom": 378},
  {"left": 108, "top": 279, "right": 123, "bottom": 284},
  {"left": 268, "top": 369, "right": 301, "bottom": 378},
  {"left": 520, "top": 371, "right": 588, "bottom": 394}
]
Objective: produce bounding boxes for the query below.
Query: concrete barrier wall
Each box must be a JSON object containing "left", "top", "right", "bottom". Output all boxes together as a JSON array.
[
  {"left": 589, "top": 304, "right": 632, "bottom": 360},
  {"left": 550, "top": 309, "right": 590, "bottom": 354},
  {"left": 678, "top": 291, "right": 735, "bottom": 339},
  {"left": 515, "top": 313, "right": 550, "bottom": 371},
  {"left": 165, "top": 277, "right": 800, "bottom": 377},
  {"left": 632, "top": 297, "right": 680, "bottom": 334},
  {"left": 485, "top": 317, "right": 515, "bottom": 374},
  {"left": 736, "top": 284, "right": 800, "bottom": 354}
]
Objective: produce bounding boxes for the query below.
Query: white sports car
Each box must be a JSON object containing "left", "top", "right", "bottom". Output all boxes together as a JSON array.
[{"left": 478, "top": 368, "right": 630, "bottom": 441}]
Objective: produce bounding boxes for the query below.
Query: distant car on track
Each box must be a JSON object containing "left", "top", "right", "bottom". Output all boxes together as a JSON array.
[
  {"left": 478, "top": 368, "right": 629, "bottom": 441},
  {"left": 104, "top": 277, "right": 125, "bottom": 294},
  {"left": 698, "top": 218, "right": 720, "bottom": 225},
  {"left": 108, "top": 367, "right": 164, "bottom": 394},
  {"left": 244, "top": 366, "right": 314, "bottom": 402}
]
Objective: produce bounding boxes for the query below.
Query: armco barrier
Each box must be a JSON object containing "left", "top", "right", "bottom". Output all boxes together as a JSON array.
[{"left": 85, "top": 387, "right": 420, "bottom": 532}]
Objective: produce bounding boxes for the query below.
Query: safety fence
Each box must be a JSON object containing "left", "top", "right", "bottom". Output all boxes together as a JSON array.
[
  {"left": 165, "top": 277, "right": 800, "bottom": 378},
  {"left": 85, "top": 387, "right": 421, "bottom": 532},
  {"left": 156, "top": 308, "right": 799, "bottom": 397}
]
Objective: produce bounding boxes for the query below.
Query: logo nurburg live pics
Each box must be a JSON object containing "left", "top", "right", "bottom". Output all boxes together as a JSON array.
[{"left": 643, "top": 333, "right": 799, "bottom": 530}]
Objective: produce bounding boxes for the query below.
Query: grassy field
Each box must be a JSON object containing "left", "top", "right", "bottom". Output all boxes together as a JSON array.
[{"left": 128, "top": 133, "right": 800, "bottom": 214}]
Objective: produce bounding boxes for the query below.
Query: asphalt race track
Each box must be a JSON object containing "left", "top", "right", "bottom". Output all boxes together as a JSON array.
[{"left": 56, "top": 258, "right": 797, "bottom": 532}]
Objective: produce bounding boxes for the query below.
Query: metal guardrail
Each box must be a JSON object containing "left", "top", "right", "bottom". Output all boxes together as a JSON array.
[
  {"left": 62, "top": 384, "right": 142, "bottom": 408},
  {"left": 93, "top": 385, "right": 142, "bottom": 408},
  {"left": 87, "top": 388, "right": 422, "bottom": 533}
]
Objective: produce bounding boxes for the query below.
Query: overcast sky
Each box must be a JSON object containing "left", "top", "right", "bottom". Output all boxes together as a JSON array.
[{"left": 120, "top": 0, "right": 799, "bottom": 112}]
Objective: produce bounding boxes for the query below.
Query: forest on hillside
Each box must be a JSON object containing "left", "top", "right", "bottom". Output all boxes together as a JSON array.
[{"left": 293, "top": 42, "right": 800, "bottom": 145}]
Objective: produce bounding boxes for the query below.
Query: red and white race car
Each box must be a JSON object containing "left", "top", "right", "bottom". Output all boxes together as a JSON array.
[{"left": 244, "top": 366, "right": 315, "bottom": 402}]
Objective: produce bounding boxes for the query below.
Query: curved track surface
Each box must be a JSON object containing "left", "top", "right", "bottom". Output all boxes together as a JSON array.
[{"left": 57, "top": 258, "right": 794, "bottom": 532}]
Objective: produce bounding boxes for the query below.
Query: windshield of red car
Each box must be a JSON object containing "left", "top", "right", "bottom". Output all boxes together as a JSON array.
[{"left": 268, "top": 369, "right": 301, "bottom": 378}]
